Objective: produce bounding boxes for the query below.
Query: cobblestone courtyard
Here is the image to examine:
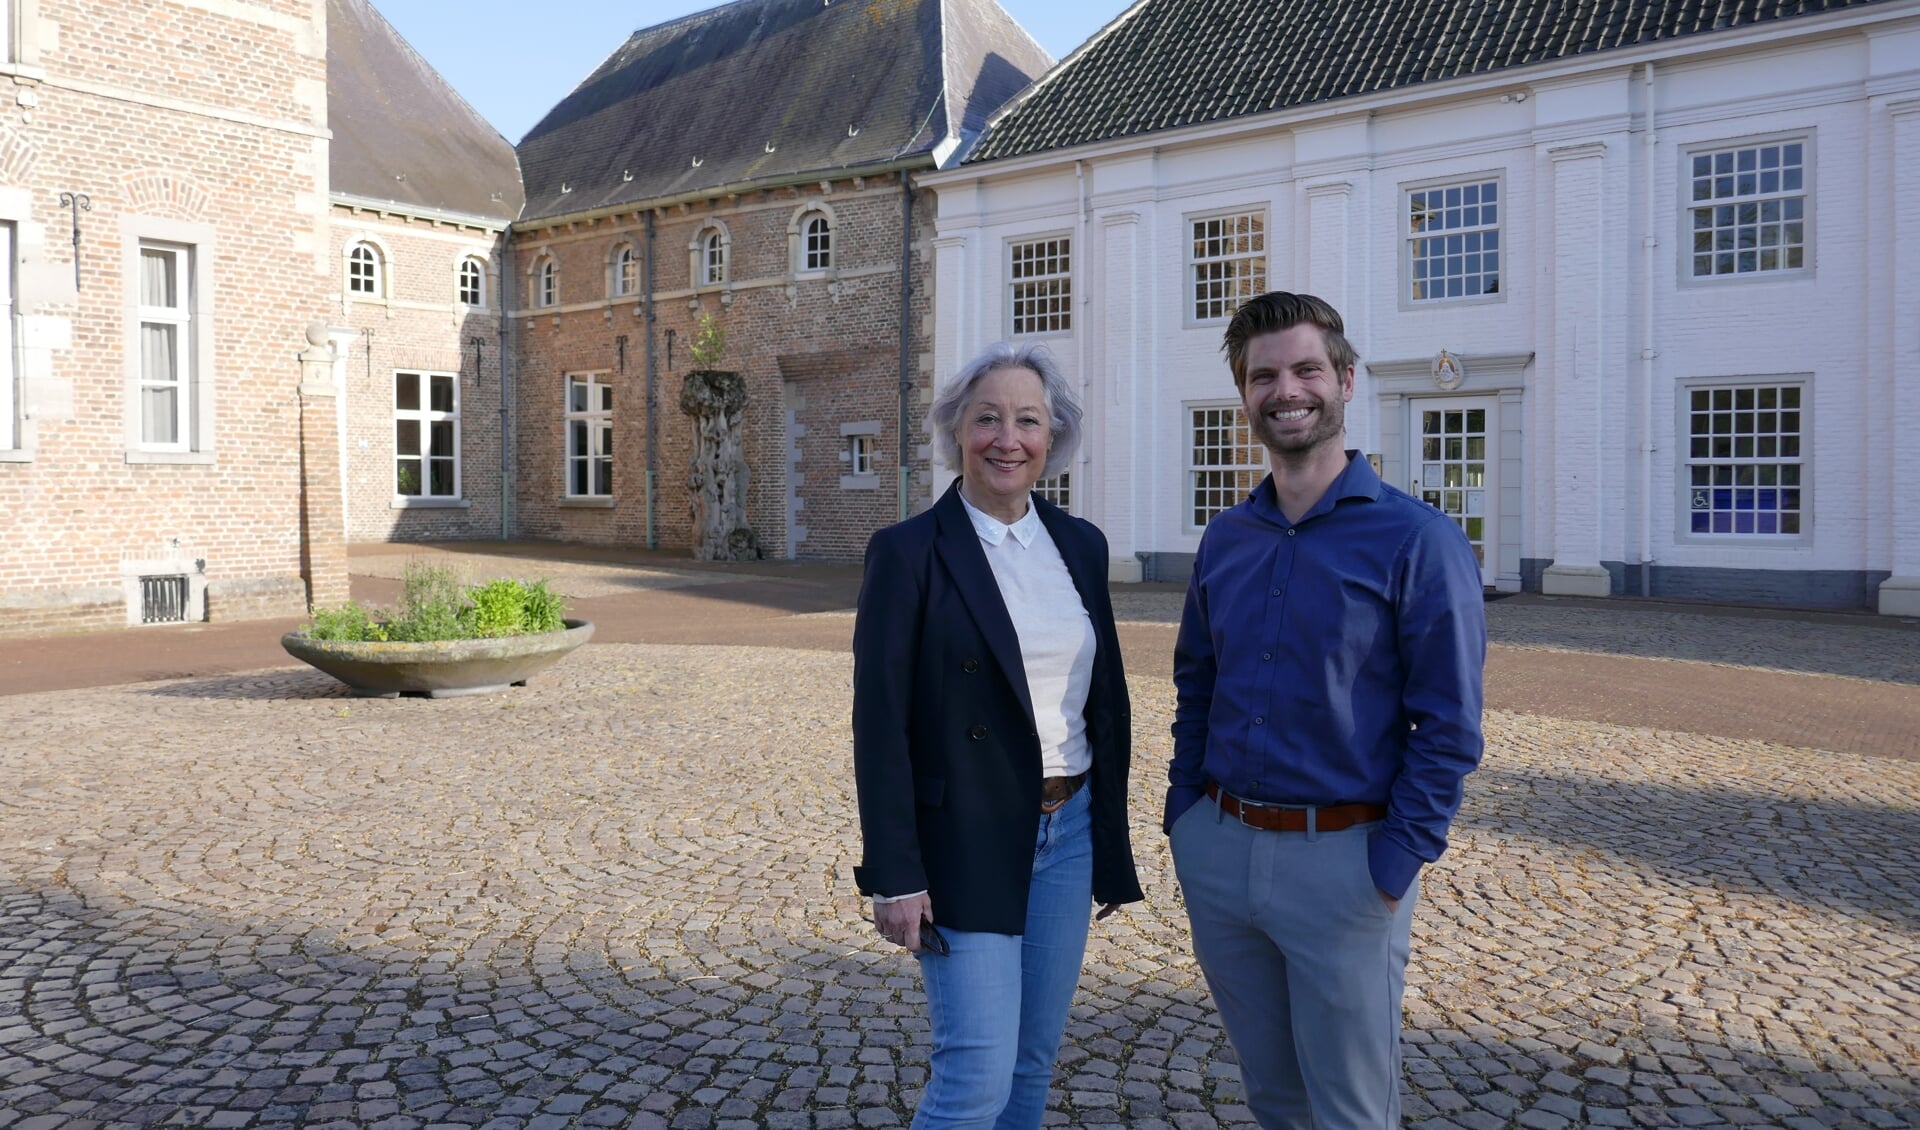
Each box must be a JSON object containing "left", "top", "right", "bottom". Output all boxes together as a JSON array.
[{"left": 1, "top": 577, "right": 1917, "bottom": 1129}]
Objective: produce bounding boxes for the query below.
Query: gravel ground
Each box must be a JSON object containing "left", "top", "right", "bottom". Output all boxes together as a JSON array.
[{"left": 0, "top": 644, "right": 1914, "bottom": 1129}]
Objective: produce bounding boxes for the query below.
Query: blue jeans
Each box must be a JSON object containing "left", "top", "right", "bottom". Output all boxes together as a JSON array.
[{"left": 911, "top": 784, "right": 1093, "bottom": 1130}]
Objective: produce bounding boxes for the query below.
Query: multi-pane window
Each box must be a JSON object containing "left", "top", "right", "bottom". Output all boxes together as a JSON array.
[
  {"left": 566, "top": 374, "right": 613, "bottom": 497},
  {"left": 703, "top": 231, "right": 727, "bottom": 286},
  {"left": 1690, "top": 141, "right": 1806, "bottom": 278},
  {"left": 347, "top": 242, "right": 380, "bottom": 296},
  {"left": 1408, "top": 180, "right": 1500, "bottom": 301},
  {"left": 1686, "top": 384, "right": 1803, "bottom": 536},
  {"left": 1009, "top": 237, "right": 1071, "bottom": 335},
  {"left": 614, "top": 245, "right": 638, "bottom": 297},
  {"left": 847, "top": 434, "right": 875, "bottom": 476},
  {"left": 0, "top": 223, "right": 14, "bottom": 450},
  {"left": 138, "top": 243, "right": 193, "bottom": 449},
  {"left": 803, "top": 214, "right": 831, "bottom": 271},
  {"left": 536, "top": 256, "right": 557, "bottom": 307},
  {"left": 458, "top": 258, "right": 485, "bottom": 307},
  {"left": 1033, "top": 473, "right": 1070, "bottom": 512},
  {"left": 1188, "top": 405, "right": 1265, "bottom": 526},
  {"left": 1190, "top": 212, "right": 1266, "bottom": 321},
  {"left": 394, "top": 371, "right": 459, "bottom": 499}
]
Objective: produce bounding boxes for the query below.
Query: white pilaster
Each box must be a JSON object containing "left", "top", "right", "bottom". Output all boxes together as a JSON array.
[
  {"left": 1542, "top": 141, "right": 1612, "bottom": 597},
  {"left": 1880, "top": 98, "right": 1920, "bottom": 615}
]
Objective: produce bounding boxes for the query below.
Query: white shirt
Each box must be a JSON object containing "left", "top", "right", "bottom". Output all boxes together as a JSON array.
[
  {"left": 873, "top": 494, "right": 1099, "bottom": 906},
  {"left": 959, "top": 492, "right": 1096, "bottom": 780}
]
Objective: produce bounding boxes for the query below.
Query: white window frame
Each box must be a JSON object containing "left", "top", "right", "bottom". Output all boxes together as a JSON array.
[
  {"left": 1677, "top": 376, "right": 1809, "bottom": 544},
  {"left": 611, "top": 243, "right": 638, "bottom": 298},
  {"left": 457, "top": 256, "right": 486, "bottom": 308},
  {"left": 347, "top": 241, "right": 382, "bottom": 298},
  {"left": 1033, "top": 473, "right": 1070, "bottom": 512},
  {"left": 122, "top": 218, "right": 216, "bottom": 464},
  {"left": 802, "top": 213, "right": 832, "bottom": 273},
  {"left": 1682, "top": 134, "right": 1812, "bottom": 283},
  {"left": 1402, "top": 175, "right": 1503, "bottom": 306},
  {"left": 534, "top": 254, "right": 558, "bottom": 308},
  {"left": 565, "top": 373, "right": 613, "bottom": 498},
  {"left": 703, "top": 230, "right": 727, "bottom": 286},
  {"left": 393, "top": 370, "right": 461, "bottom": 504},
  {"left": 847, "top": 433, "right": 876, "bottom": 477},
  {"left": 1188, "top": 208, "right": 1267, "bottom": 323},
  {"left": 0, "top": 222, "right": 14, "bottom": 452},
  {"left": 1007, "top": 235, "right": 1071, "bottom": 337},
  {"left": 1186, "top": 402, "right": 1265, "bottom": 529}
]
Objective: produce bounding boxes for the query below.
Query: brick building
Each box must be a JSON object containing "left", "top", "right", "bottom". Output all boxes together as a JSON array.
[
  {"left": 0, "top": 0, "right": 343, "bottom": 637},
  {"left": 325, "top": 0, "right": 521, "bottom": 545},
  {"left": 509, "top": 0, "right": 1049, "bottom": 560}
]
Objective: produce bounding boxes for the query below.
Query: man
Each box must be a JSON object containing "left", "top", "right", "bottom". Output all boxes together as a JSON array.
[{"left": 1166, "top": 292, "right": 1486, "bottom": 1128}]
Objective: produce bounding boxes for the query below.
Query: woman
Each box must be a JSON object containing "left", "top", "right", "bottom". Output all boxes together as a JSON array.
[{"left": 851, "top": 342, "right": 1143, "bottom": 1129}]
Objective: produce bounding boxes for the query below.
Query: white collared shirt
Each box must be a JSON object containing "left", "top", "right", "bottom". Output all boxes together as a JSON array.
[{"left": 959, "top": 491, "right": 1095, "bottom": 780}]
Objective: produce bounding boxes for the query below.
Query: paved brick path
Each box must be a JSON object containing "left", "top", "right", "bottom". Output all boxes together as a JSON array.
[
  {"left": 3, "top": 640, "right": 1917, "bottom": 1129},
  {"left": 2, "top": 548, "right": 1917, "bottom": 1128}
]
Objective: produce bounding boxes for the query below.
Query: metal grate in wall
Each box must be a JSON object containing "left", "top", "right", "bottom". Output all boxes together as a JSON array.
[{"left": 140, "top": 575, "right": 190, "bottom": 624}]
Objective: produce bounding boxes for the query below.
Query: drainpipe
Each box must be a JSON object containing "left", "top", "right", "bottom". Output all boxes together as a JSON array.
[
  {"left": 499, "top": 222, "right": 514, "bottom": 541},
  {"left": 644, "top": 210, "right": 659, "bottom": 548},
  {"left": 898, "top": 172, "right": 915, "bottom": 520},
  {"left": 1639, "top": 63, "right": 1658, "bottom": 596}
]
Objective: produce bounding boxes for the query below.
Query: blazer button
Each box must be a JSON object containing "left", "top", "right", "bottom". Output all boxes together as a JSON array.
[
  {"left": 963, "top": 659, "right": 980, "bottom": 673},
  {"left": 969, "top": 724, "right": 988, "bottom": 741}
]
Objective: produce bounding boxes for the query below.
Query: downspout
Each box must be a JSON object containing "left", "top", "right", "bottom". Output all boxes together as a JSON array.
[
  {"left": 499, "top": 222, "right": 514, "bottom": 541},
  {"left": 1639, "top": 63, "right": 1658, "bottom": 596},
  {"left": 644, "top": 211, "right": 659, "bottom": 548},
  {"left": 1074, "top": 159, "right": 1090, "bottom": 505},
  {"left": 897, "top": 171, "right": 914, "bottom": 520}
]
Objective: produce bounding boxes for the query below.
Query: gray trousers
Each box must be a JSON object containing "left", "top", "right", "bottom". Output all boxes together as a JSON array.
[{"left": 1169, "top": 794, "right": 1417, "bottom": 1130}]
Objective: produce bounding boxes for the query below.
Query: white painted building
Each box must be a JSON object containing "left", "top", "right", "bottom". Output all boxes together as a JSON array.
[{"left": 921, "top": 0, "right": 1920, "bottom": 612}]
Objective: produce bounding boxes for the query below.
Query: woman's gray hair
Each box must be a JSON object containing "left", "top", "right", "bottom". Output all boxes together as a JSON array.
[{"left": 926, "top": 342, "right": 1082, "bottom": 479}]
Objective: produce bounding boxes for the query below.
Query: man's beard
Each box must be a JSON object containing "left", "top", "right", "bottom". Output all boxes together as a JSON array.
[{"left": 1249, "top": 397, "right": 1345, "bottom": 460}]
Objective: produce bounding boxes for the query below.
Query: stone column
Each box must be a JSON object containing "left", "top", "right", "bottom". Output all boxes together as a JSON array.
[
  {"left": 1542, "top": 142, "right": 1613, "bottom": 597},
  {"left": 1305, "top": 180, "right": 1373, "bottom": 449},
  {"left": 298, "top": 322, "right": 350, "bottom": 610},
  {"left": 928, "top": 234, "right": 969, "bottom": 499},
  {"left": 1880, "top": 99, "right": 1920, "bottom": 615}
]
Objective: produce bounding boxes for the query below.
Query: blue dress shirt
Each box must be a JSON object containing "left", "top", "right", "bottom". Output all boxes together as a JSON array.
[{"left": 1166, "top": 451, "right": 1487, "bottom": 900}]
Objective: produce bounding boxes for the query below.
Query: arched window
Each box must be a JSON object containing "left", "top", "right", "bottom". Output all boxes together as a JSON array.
[
  {"left": 803, "top": 213, "right": 832, "bottom": 271},
  {"left": 348, "top": 242, "right": 381, "bottom": 296},
  {"left": 536, "top": 256, "right": 558, "bottom": 308},
  {"left": 702, "top": 230, "right": 727, "bottom": 286},
  {"left": 611, "top": 244, "right": 638, "bottom": 297},
  {"left": 458, "top": 257, "right": 485, "bottom": 308}
]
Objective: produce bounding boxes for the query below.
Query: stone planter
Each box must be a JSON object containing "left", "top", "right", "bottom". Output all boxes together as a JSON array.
[{"left": 281, "top": 619, "right": 594, "bottom": 698}]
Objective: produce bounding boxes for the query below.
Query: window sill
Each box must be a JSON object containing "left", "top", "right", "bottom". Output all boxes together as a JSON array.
[
  {"left": 392, "top": 497, "right": 471, "bottom": 509},
  {"left": 0, "top": 63, "right": 48, "bottom": 84},
  {"left": 840, "top": 474, "right": 880, "bottom": 491},
  {"left": 0, "top": 448, "right": 34, "bottom": 464},
  {"left": 559, "top": 496, "right": 615, "bottom": 509},
  {"left": 126, "top": 450, "right": 216, "bottom": 465}
]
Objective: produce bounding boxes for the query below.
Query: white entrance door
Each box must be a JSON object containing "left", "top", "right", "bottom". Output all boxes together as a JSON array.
[{"left": 1411, "top": 397, "right": 1497, "bottom": 585}]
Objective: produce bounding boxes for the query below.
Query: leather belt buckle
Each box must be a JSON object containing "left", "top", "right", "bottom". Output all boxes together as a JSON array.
[{"left": 1040, "top": 772, "right": 1087, "bottom": 813}]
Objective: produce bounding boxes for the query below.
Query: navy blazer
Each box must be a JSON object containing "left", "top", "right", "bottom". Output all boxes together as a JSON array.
[{"left": 852, "top": 480, "right": 1144, "bottom": 935}]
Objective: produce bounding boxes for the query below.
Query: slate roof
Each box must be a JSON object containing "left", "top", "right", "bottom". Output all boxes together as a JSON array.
[
  {"left": 969, "top": 0, "right": 1897, "bottom": 164},
  {"left": 517, "top": 0, "right": 1051, "bottom": 223},
  {"left": 328, "top": 0, "right": 522, "bottom": 222}
]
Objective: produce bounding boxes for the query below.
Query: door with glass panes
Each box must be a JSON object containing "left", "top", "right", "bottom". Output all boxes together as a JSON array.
[{"left": 1410, "top": 398, "right": 1497, "bottom": 585}]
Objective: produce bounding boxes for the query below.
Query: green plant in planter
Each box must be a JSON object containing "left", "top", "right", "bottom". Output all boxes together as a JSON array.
[
  {"left": 688, "top": 311, "right": 726, "bottom": 370},
  {"left": 301, "top": 562, "right": 569, "bottom": 642}
]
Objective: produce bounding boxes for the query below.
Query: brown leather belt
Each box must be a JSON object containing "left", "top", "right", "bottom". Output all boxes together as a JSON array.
[
  {"left": 1041, "top": 772, "right": 1088, "bottom": 813},
  {"left": 1206, "top": 782, "right": 1386, "bottom": 832}
]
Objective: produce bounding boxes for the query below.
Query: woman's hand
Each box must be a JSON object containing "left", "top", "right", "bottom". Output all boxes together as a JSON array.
[
  {"left": 874, "top": 893, "right": 933, "bottom": 953},
  {"left": 1094, "top": 902, "right": 1123, "bottom": 922}
]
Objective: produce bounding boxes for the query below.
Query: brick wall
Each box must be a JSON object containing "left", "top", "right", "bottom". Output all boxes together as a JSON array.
[
  {"left": 510, "top": 173, "right": 936, "bottom": 561},
  {"left": 331, "top": 206, "right": 508, "bottom": 544},
  {"left": 0, "top": 1, "right": 337, "bottom": 638}
]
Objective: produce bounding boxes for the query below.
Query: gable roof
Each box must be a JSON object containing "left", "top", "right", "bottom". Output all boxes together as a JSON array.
[
  {"left": 968, "top": 0, "right": 1897, "bottom": 165},
  {"left": 327, "top": 0, "right": 523, "bottom": 222},
  {"left": 517, "top": 0, "right": 1051, "bottom": 223}
]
